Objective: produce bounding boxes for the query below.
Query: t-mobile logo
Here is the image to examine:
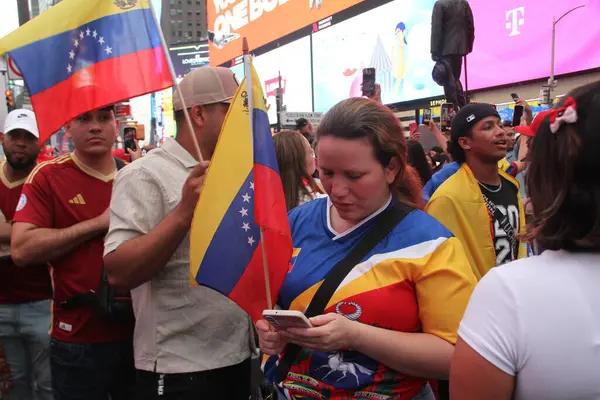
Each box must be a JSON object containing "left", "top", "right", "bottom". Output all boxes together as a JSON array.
[{"left": 506, "top": 6, "right": 525, "bottom": 37}]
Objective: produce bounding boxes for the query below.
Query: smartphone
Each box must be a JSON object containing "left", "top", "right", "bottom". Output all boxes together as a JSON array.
[
  {"left": 422, "top": 108, "right": 432, "bottom": 123},
  {"left": 263, "top": 310, "right": 313, "bottom": 329},
  {"left": 440, "top": 103, "right": 454, "bottom": 132},
  {"left": 123, "top": 127, "right": 137, "bottom": 153},
  {"left": 362, "top": 68, "right": 376, "bottom": 97},
  {"left": 512, "top": 105, "right": 524, "bottom": 127},
  {"left": 409, "top": 122, "right": 419, "bottom": 135},
  {"left": 511, "top": 93, "right": 520, "bottom": 102}
]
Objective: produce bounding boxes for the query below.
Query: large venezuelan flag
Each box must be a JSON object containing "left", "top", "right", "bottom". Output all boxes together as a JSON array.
[
  {"left": 190, "top": 60, "right": 292, "bottom": 323},
  {"left": 0, "top": 0, "right": 173, "bottom": 143}
]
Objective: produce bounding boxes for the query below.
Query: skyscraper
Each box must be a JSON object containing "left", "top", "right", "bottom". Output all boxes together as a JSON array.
[{"left": 161, "top": 0, "right": 207, "bottom": 46}]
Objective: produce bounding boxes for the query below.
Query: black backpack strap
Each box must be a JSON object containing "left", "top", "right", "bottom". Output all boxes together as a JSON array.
[{"left": 275, "top": 201, "right": 411, "bottom": 383}]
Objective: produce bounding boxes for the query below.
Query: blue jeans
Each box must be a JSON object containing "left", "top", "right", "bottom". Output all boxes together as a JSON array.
[
  {"left": 0, "top": 299, "right": 53, "bottom": 400},
  {"left": 50, "top": 338, "right": 135, "bottom": 400}
]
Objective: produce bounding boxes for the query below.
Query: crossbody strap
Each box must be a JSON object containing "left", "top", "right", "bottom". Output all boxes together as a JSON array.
[
  {"left": 275, "top": 201, "right": 411, "bottom": 383},
  {"left": 481, "top": 192, "right": 517, "bottom": 258}
]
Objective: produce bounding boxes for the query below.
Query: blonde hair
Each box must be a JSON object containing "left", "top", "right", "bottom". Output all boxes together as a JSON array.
[{"left": 273, "top": 131, "right": 322, "bottom": 211}]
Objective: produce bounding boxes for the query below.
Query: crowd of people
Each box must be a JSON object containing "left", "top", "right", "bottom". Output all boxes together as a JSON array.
[{"left": 0, "top": 58, "right": 599, "bottom": 400}]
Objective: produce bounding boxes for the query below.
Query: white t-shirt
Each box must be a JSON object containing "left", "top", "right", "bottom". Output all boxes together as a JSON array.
[{"left": 459, "top": 249, "right": 600, "bottom": 399}]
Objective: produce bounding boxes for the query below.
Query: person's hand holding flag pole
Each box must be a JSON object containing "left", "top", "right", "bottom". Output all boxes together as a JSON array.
[{"left": 189, "top": 38, "right": 292, "bottom": 322}]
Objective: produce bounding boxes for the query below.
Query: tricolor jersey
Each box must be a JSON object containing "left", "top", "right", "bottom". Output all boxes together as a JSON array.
[
  {"left": 267, "top": 197, "right": 476, "bottom": 399},
  {"left": 13, "top": 153, "right": 132, "bottom": 343},
  {"left": 0, "top": 162, "right": 51, "bottom": 304}
]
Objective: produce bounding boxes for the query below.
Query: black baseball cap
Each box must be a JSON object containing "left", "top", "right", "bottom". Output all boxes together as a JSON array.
[{"left": 451, "top": 103, "right": 500, "bottom": 140}]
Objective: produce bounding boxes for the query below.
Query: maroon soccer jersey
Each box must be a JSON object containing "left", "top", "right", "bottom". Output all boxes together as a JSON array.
[
  {"left": 0, "top": 162, "right": 51, "bottom": 304},
  {"left": 13, "top": 154, "right": 132, "bottom": 343}
]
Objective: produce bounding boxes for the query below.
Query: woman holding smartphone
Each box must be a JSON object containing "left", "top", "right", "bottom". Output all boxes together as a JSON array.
[{"left": 256, "top": 98, "right": 476, "bottom": 399}]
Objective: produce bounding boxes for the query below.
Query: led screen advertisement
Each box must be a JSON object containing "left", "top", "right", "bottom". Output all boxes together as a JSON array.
[
  {"left": 169, "top": 41, "right": 209, "bottom": 82},
  {"left": 229, "top": 36, "right": 313, "bottom": 124},
  {"left": 312, "top": 0, "right": 441, "bottom": 113},
  {"left": 466, "top": 0, "right": 600, "bottom": 90},
  {"left": 207, "top": 0, "right": 365, "bottom": 67}
]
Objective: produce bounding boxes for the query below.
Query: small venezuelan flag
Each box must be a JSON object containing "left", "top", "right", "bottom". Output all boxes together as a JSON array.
[
  {"left": 0, "top": 0, "right": 173, "bottom": 143},
  {"left": 190, "top": 59, "right": 292, "bottom": 323}
]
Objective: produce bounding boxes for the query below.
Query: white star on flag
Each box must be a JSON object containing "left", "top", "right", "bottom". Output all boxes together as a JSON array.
[
  {"left": 98, "top": 37, "right": 105, "bottom": 45},
  {"left": 242, "top": 222, "right": 250, "bottom": 232},
  {"left": 250, "top": 182, "right": 255, "bottom": 191},
  {"left": 247, "top": 236, "right": 255, "bottom": 246},
  {"left": 79, "top": 31, "right": 84, "bottom": 39},
  {"left": 105, "top": 46, "right": 112, "bottom": 55},
  {"left": 69, "top": 50, "right": 75, "bottom": 59},
  {"left": 67, "top": 64, "right": 72, "bottom": 73},
  {"left": 92, "top": 30, "right": 97, "bottom": 38},
  {"left": 239, "top": 207, "right": 248, "bottom": 217},
  {"left": 242, "top": 193, "right": 251, "bottom": 202},
  {"left": 86, "top": 28, "right": 91, "bottom": 36},
  {"left": 73, "top": 39, "right": 79, "bottom": 47}
]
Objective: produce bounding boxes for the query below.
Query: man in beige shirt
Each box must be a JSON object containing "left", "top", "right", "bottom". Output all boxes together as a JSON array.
[{"left": 104, "top": 67, "right": 252, "bottom": 399}]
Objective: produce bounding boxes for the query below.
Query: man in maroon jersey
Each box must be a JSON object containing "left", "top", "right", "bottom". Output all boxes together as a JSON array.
[
  {"left": 11, "top": 106, "right": 134, "bottom": 400},
  {"left": 0, "top": 109, "right": 52, "bottom": 399}
]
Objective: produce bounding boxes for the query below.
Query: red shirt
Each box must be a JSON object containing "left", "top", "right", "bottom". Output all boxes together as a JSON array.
[
  {"left": 0, "top": 163, "right": 52, "bottom": 304},
  {"left": 13, "top": 153, "right": 132, "bottom": 343}
]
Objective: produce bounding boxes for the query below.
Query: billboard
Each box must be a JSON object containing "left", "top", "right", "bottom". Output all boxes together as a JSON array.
[
  {"left": 312, "top": 0, "right": 441, "bottom": 113},
  {"left": 466, "top": 0, "right": 600, "bottom": 90},
  {"left": 229, "top": 37, "right": 312, "bottom": 124},
  {"left": 169, "top": 42, "right": 209, "bottom": 82},
  {"left": 207, "top": 0, "right": 365, "bottom": 67}
]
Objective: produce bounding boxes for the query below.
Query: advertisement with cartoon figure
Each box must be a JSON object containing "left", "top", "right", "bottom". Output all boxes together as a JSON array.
[{"left": 312, "top": 0, "right": 441, "bottom": 113}]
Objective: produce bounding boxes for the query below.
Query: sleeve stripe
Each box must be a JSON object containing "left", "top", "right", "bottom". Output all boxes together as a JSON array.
[{"left": 26, "top": 154, "right": 72, "bottom": 184}]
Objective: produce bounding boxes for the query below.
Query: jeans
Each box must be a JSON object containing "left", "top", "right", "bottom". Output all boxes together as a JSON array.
[
  {"left": 136, "top": 358, "right": 251, "bottom": 400},
  {"left": 50, "top": 338, "right": 135, "bottom": 400},
  {"left": 0, "top": 299, "right": 52, "bottom": 400}
]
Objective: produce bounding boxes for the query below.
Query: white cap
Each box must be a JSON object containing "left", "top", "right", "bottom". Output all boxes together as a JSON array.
[{"left": 3, "top": 109, "right": 39, "bottom": 138}]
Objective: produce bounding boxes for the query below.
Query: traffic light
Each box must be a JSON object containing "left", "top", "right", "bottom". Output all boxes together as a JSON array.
[
  {"left": 5, "top": 90, "right": 14, "bottom": 111},
  {"left": 539, "top": 86, "right": 552, "bottom": 106}
]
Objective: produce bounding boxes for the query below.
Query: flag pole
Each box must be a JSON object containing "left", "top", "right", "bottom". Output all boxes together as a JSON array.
[
  {"left": 243, "top": 38, "right": 273, "bottom": 310},
  {"left": 149, "top": 0, "right": 204, "bottom": 162}
]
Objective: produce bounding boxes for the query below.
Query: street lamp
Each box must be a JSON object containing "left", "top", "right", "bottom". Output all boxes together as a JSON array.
[{"left": 542, "top": 5, "right": 585, "bottom": 105}]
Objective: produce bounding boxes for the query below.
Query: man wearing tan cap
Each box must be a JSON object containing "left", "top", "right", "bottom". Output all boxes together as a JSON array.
[{"left": 103, "top": 67, "right": 252, "bottom": 399}]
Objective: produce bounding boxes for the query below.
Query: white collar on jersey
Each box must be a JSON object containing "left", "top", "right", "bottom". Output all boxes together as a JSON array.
[{"left": 327, "top": 195, "right": 392, "bottom": 241}]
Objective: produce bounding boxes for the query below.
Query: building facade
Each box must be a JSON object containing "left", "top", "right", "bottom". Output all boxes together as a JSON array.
[{"left": 161, "top": 0, "right": 207, "bottom": 46}]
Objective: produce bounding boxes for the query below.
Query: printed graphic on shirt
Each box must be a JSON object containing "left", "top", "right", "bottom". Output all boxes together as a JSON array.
[
  {"left": 479, "top": 176, "right": 520, "bottom": 266},
  {"left": 68, "top": 194, "right": 87, "bottom": 205},
  {"left": 288, "top": 248, "right": 301, "bottom": 272},
  {"left": 16, "top": 194, "right": 27, "bottom": 212}
]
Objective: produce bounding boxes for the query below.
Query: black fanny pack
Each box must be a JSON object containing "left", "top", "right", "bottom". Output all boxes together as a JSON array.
[{"left": 59, "top": 268, "right": 135, "bottom": 325}]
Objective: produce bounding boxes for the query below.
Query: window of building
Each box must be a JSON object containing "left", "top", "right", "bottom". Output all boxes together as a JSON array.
[
  {"left": 196, "top": 10, "right": 201, "bottom": 15},
  {"left": 177, "top": 9, "right": 182, "bottom": 14},
  {"left": 178, "top": 31, "right": 183, "bottom": 37},
  {"left": 170, "top": 9, "right": 176, "bottom": 15},
  {"left": 169, "top": 0, "right": 175, "bottom": 4},
  {"left": 188, "top": 21, "right": 193, "bottom": 26},
  {"left": 188, "top": 30, "right": 193, "bottom": 37},
  {"left": 197, "top": 31, "right": 202, "bottom": 37}
]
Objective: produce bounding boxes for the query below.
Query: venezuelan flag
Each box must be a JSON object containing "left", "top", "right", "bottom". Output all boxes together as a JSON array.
[
  {"left": 190, "top": 60, "right": 292, "bottom": 322},
  {"left": 0, "top": 0, "right": 173, "bottom": 143}
]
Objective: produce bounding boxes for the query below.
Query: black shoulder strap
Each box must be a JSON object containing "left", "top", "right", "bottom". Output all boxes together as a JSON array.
[{"left": 276, "top": 201, "right": 411, "bottom": 383}]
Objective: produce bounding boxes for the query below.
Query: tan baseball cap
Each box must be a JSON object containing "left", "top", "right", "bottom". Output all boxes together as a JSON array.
[{"left": 173, "top": 67, "right": 239, "bottom": 111}]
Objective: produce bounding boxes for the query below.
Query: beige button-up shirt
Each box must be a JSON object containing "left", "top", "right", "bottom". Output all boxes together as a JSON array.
[{"left": 104, "top": 137, "right": 251, "bottom": 373}]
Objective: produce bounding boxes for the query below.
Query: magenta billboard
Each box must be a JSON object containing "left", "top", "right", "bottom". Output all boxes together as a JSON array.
[{"left": 466, "top": 0, "right": 600, "bottom": 90}]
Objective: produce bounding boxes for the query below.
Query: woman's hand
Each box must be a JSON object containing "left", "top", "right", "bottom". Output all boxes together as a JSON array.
[
  {"left": 256, "top": 319, "right": 288, "bottom": 355},
  {"left": 278, "top": 313, "right": 363, "bottom": 353}
]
